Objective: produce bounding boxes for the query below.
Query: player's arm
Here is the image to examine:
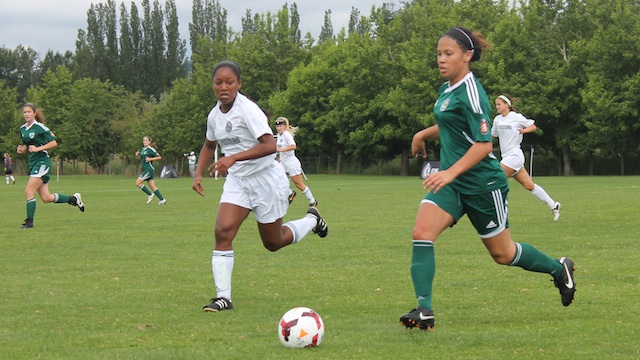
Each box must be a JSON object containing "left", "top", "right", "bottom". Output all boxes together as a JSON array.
[
  {"left": 213, "top": 133, "right": 276, "bottom": 174},
  {"left": 519, "top": 123, "right": 537, "bottom": 134},
  {"left": 411, "top": 125, "right": 440, "bottom": 159},
  {"left": 192, "top": 139, "right": 217, "bottom": 196},
  {"left": 28, "top": 140, "right": 57, "bottom": 153}
]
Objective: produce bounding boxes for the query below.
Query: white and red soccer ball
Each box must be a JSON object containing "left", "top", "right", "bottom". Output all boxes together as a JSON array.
[{"left": 277, "top": 307, "right": 325, "bottom": 348}]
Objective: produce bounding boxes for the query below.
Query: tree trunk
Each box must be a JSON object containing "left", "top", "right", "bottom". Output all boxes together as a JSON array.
[
  {"left": 588, "top": 152, "right": 594, "bottom": 175},
  {"left": 619, "top": 153, "right": 625, "bottom": 175},
  {"left": 562, "top": 145, "right": 572, "bottom": 176},
  {"left": 335, "top": 149, "right": 343, "bottom": 175},
  {"left": 401, "top": 149, "right": 410, "bottom": 176}
]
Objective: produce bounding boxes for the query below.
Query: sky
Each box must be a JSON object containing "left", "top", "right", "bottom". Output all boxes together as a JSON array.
[{"left": 0, "top": 0, "right": 389, "bottom": 57}]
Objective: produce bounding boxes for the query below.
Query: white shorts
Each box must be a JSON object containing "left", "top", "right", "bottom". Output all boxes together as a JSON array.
[
  {"left": 500, "top": 149, "right": 525, "bottom": 174},
  {"left": 220, "top": 161, "right": 289, "bottom": 223},
  {"left": 280, "top": 156, "right": 303, "bottom": 177}
]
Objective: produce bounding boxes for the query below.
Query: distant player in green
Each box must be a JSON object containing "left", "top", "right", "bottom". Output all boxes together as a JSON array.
[
  {"left": 17, "top": 103, "right": 85, "bottom": 229},
  {"left": 399, "top": 27, "right": 576, "bottom": 331},
  {"left": 135, "top": 135, "right": 166, "bottom": 204}
]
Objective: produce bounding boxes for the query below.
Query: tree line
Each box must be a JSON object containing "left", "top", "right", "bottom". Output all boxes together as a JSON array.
[{"left": 1, "top": 0, "right": 639, "bottom": 176}]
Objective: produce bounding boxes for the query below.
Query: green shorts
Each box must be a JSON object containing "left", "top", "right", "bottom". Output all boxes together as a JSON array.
[
  {"left": 139, "top": 170, "right": 155, "bottom": 181},
  {"left": 29, "top": 159, "right": 51, "bottom": 184},
  {"left": 424, "top": 184, "right": 509, "bottom": 238}
]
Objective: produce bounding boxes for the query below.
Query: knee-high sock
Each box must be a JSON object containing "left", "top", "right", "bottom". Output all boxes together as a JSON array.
[
  {"left": 212, "top": 250, "right": 234, "bottom": 300},
  {"left": 26, "top": 198, "right": 36, "bottom": 219},
  {"left": 411, "top": 240, "right": 435, "bottom": 310},
  {"left": 139, "top": 184, "right": 152, "bottom": 195},
  {"left": 530, "top": 184, "right": 556, "bottom": 209},
  {"left": 284, "top": 216, "right": 317, "bottom": 244},
  {"left": 510, "top": 242, "right": 563, "bottom": 277},
  {"left": 302, "top": 186, "right": 316, "bottom": 205}
]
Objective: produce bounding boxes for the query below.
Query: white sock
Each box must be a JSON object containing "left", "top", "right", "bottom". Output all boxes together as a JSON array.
[
  {"left": 302, "top": 186, "right": 316, "bottom": 205},
  {"left": 284, "top": 216, "right": 317, "bottom": 243},
  {"left": 212, "top": 250, "right": 234, "bottom": 300},
  {"left": 530, "top": 184, "right": 556, "bottom": 209}
]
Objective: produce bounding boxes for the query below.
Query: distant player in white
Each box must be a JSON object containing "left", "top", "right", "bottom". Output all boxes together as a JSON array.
[
  {"left": 492, "top": 94, "right": 561, "bottom": 221},
  {"left": 275, "top": 116, "right": 317, "bottom": 206},
  {"left": 192, "top": 60, "right": 328, "bottom": 313}
]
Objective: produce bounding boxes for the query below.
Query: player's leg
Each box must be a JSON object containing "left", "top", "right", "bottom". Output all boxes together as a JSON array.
[
  {"left": 290, "top": 174, "right": 316, "bottom": 206},
  {"left": 147, "top": 179, "right": 166, "bottom": 204},
  {"left": 21, "top": 175, "right": 43, "bottom": 228},
  {"left": 401, "top": 187, "right": 458, "bottom": 330},
  {"left": 203, "top": 202, "right": 250, "bottom": 312},
  {"left": 473, "top": 188, "right": 574, "bottom": 306}
]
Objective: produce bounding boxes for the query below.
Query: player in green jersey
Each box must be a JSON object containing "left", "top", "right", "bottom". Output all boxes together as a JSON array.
[
  {"left": 17, "top": 103, "right": 85, "bottom": 229},
  {"left": 399, "top": 27, "right": 575, "bottom": 331},
  {"left": 135, "top": 135, "right": 166, "bottom": 204}
]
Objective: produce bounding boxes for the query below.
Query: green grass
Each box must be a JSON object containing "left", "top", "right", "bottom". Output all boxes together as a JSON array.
[{"left": 1, "top": 174, "right": 638, "bottom": 359}]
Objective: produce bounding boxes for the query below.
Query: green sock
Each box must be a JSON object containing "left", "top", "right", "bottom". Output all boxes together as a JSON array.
[
  {"left": 511, "top": 243, "right": 563, "bottom": 277},
  {"left": 140, "top": 185, "right": 152, "bottom": 195},
  {"left": 26, "top": 198, "right": 36, "bottom": 219},
  {"left": 53, "top": 193, "right": 70, "bottom": 204},
  {"left": 411, "top": 240, "right": 435, "bottom": 310},
  {"left": 154, "top": 189, "right": 164, "bottom": 200}
]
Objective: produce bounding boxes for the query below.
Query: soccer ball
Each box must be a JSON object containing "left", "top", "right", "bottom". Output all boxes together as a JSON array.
[{"left": 277, "top": 307, "right": 324, "bottom": 348}]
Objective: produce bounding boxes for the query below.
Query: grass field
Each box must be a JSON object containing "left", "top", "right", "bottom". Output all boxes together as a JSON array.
[{"left": 1, "top": 174, "right": 638, "bottom": 359}]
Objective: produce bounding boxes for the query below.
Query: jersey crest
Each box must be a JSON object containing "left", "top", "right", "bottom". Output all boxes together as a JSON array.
[
  {"left": 439, "top": 98, "right": 451, "bottom": 112},
  {"left": 480, "top": 119, "right": 489, "bottom": 134},
  {"left": 225, "top": 121, "right": 232, "bottom": 132}
]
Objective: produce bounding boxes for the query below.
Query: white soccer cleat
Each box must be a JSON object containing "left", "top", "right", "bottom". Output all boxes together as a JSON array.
[
  {"left": 147, "top": 193, "right": 155, "bottom": 204},
  {"left": 552, "top": 202, "right": 561, "bottom": 221}
]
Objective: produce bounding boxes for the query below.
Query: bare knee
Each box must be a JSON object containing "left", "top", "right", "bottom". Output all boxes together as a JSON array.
[
  {"left": 489, "top": 251, "right": 514, "bottom": 265},
  {"left": 262, "top": 241, "right": 281, "bottom": 252}
]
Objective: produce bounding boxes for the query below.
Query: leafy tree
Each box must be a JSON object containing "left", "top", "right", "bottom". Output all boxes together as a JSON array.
[
  {"left": 318, "top": 10, "right": 334, "bottom": 44},
  {"left": 0, "top": 80, "right": 19, "bottom": 152}
]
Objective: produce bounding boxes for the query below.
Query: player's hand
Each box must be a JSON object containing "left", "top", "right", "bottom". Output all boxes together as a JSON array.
[
  {"left": 411, "top": 134, "right": 428, "bottom": 159},
  {"left": 28, "top": 145, "right": 39, "bottom": 153},
  {"left": 192, "top": 175, "right": 205, "bottom": 197},
  {"left": 422, "top": 169, "right": 455, "bottom": 194}
]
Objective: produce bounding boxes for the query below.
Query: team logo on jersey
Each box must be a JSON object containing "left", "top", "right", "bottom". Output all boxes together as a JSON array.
[
  {"left": 225, "top": 121, "right": 232, "bottom": 132},
  {"left": 439, "top": 98, "right": 451, "bottom": 112},
  {"left": 29, "top": 132, "right": 35, "bottom": 139},
  {"left": 480, "top": 119, "right": 489, "bottom": 134}
]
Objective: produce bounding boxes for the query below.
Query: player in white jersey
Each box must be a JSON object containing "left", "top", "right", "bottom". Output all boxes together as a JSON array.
[
  {"left": 492, "top": 94, "right": 561, "bottom": 221},
  {"left": 192, "top": 60, "right": 329, "bottom": 313},
  {"left": 275, "top": 116, "right": 317, "bottom": 206}
]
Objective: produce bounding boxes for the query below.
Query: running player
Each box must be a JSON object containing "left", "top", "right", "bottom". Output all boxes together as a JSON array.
[
  {"left": 135, "top": 135, "right": 166, "bottom": 205},
  {"left": 17, "top": 103, "right": 85, "bottom": 229},
  {"left": 492, "top": 93, "right": 561, "bottom": 221},
  {"left": 275, "top": 116, "right": 317, "bottom": 206},
  {"left": 4, "top": 153, "right": 15, "bottom": 184},
  {"left": 193, "top": 60, "right": 328, "bottom": 312},
  {"left": 399, "top": 27, "right": 576, "bottom": 331}
]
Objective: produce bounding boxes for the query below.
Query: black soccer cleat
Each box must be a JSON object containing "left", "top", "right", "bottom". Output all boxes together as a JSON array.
[
  {"left": 400, "top": 307, "right": 435, "bottom": 330},
  {"left": 553, "top": 257, "right": 576, "bottom": 306},
  {"left": 203, "top": 297, "right": 234, "bottom": 312},
  {"left": 21, "top": 218, "right": 34, "bottom": 229},
  {"left": 306, "top": 207, "right": 328, "bottom": 238},
  {"left": 288, "top": 190, "right": 296, "bottom": 205}
]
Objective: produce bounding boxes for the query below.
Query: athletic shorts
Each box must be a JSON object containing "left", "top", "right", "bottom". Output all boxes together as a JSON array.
[
  {"left": 220, "top": 160, "right": 289, "bottom": 223},
  {"left": 138, "top": 170, "right": 155, "bottom": 181},
  {"left": 29, "top": 159, "right": 51, "bottom": 184},
  {"left": 423, "top": 183, "right": 510, "bottom": 238},
  {"left": 280, "top": 156, "right": 303, "bottom": 177},
  {"left": 5, "top": 169, "right": 12, "bottom": 175},
  {"left": 500, "top": 149, "right": 525, "bottom": 173}
]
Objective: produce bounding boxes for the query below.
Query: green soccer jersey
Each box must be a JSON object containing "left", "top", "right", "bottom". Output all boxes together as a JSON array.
[
  {"left": 139, "top": 146, "right": 159, "bottom": 173},
  {"left": 20, "top": 121, "right": 56, "bottom": 170},
  {"left": 433, "top": 72, "right": 507, "bottom": 194}
]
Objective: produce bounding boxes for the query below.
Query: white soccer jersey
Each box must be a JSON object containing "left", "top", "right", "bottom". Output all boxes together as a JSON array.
[
  {"left": 206, "top": 93, "right": 275, "bottom": 177},
  {"left": 491, "top": 111, "right": 535, "bottom": 156},
  {"left": 276, "top": 131, "right": 296, "bottom": 162}
]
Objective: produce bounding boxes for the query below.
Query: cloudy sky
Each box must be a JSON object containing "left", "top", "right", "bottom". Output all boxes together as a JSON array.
[{"left": 0, "top": 0, "right": 389, "bottom": 56}]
